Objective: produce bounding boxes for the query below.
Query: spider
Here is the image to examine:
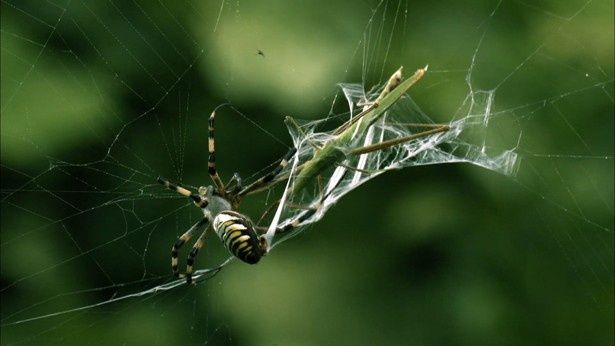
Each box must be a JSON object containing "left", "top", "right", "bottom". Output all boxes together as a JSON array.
[
  {"left": 158, "top": 109, "right": 308, "bottom": 285},
  {"left": 159, "top": 66, "right": 447, "bottom": 285}
]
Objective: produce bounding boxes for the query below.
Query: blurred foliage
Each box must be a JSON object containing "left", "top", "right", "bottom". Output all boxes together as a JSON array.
[{"left": 1, "top": 0, "right": 613, "bottom": 345}]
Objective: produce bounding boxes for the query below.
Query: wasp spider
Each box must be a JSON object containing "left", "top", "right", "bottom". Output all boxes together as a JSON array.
[
  {"left": 160, "top": 67, "right": 447, "bottom": 284},
  {"left": 158, "top": 109, "right": 310, "bottom": 284}
]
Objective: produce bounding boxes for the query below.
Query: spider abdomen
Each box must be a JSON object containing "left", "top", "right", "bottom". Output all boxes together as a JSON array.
[{"left": 213, "top": 211, "right": 265, "bottom": 264}]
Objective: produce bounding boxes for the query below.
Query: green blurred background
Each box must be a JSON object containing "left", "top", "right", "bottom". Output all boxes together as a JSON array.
[{"left": 1, "top": 0, "right": 613, "bottom": 345}]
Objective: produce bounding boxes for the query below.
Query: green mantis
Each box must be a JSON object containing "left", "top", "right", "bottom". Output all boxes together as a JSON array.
[
  {"left": 284, "top": 65, "right": 450, "bottom": 195},
  {"left": 236, "top": 65, "right": 452, "bottom": 239}
]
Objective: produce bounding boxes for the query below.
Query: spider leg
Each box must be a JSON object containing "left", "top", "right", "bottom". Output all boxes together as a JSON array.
[
  {"left": 255, "top": 193, "right": 327, "bottom": 237},
  {"left": 225, "top": 172, "right": 243, "bottom": 195},
  {"left": 237, "top": 147, "right": 297, "bottom": 198},
  {"left": 258, "top": 203, "right": 319, "bottom": 236},
  {"left": 208, "top": 110, "right": 225, "bottom": 194},
  {"left": 157, "top": 176, "right": 209, "bottom": 208},
  {"left": 171, "top": 218, "right": 209, "bottom": 278},
  {"left": 263, "top": 167, "right": 351, "bottom": 237},
  {"left": 185, "top": 226, "right": 209, "bottom": 285}
]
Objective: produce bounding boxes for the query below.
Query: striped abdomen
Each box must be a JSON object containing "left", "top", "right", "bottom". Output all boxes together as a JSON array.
[{"left": 212, "top": 211, "right": 265, "bottom": 264}]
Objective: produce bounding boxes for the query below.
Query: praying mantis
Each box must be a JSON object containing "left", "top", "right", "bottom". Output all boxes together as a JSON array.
[
  {"left": 241, "top": 65, "right": 452, "bottom": 239},
  {"left": 241, "top": 65, "right": 450, "bottom": 201},
  {"left": 287, "top": 65, "right": 449, "bottom": 195}
]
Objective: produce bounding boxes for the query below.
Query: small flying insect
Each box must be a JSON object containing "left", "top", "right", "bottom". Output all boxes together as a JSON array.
[
  {"left": 257, "top": 49, "right": 265, "bottom": 58},
  {"left": 158, "top": 66, "right": 449, "bottom": 284}
]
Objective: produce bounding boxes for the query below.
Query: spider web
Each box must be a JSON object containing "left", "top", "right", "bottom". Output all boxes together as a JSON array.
[
  {"left": 1, "top": 0, "right": 613, "bottom": 344},
  {"left": 265, "top": 71, "right": 520, "bottom": 248}
]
